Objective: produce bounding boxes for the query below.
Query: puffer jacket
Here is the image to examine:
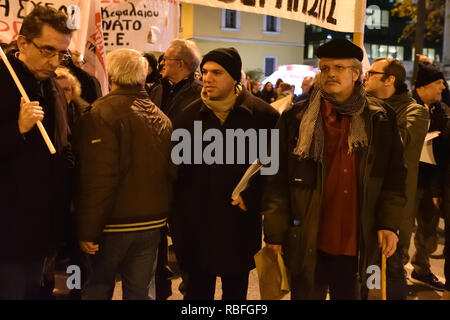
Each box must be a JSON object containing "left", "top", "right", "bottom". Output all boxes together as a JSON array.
[
  {"left": 75, "top": 87, "right": 173, "bottom": 242},
  {"left": 262, "top": 95, "right": 407, "bottom": 287}
]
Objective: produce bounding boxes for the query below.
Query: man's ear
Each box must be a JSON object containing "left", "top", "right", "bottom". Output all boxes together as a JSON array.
[
  {"left": 352, "top": 69, "right": 361, "bottom": 82},
  {"left": 385, "top": 75, "right": 396, "bottom": 87},
  {"left": 16, "top": 35, "right": 28, "bottom": 53}
]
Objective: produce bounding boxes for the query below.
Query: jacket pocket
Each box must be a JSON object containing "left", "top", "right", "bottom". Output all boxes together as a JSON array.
[{"left": 289, "top": 158, "right": 317, "bottom": 186}]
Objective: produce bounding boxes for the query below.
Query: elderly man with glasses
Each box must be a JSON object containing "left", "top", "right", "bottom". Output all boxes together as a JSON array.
[
  {"left": 148, "top": 39, "right": 202, "bottom": 121},
  {"left": 147, "top": 39, "right": 203, "bottom": 300},
  {"left": 0, "top": 5, "right": 73, "bottom": 299},
  {"left": 262, "top": 39, "right": 407, "bottom": 299}
]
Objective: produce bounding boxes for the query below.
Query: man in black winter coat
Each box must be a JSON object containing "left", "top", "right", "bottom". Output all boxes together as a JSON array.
[
  {"left": 409, "top": 62, "right": 447, "bottom": 291},
  {"left": 0, "top": 6, "right": 73, "bottom": 300},
  {"left": 170, "top": 48, "right": 279, "bottom": 300},
  {"left": 148, "top": 39, "right": 203, "bottom": 300}
]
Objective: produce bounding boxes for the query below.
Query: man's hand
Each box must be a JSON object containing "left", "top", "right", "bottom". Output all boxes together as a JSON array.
[
  {"left": 377, "top": 230, "right": 398, "bottom": 258},
  {"left": 18, "top": 97, "right": 44, "bottom": 134},
  {"left": 79, "top": 241, "right": 99, "bottom": 255},
  {"left": 416, "top": 54, "right": 432, "bottom": 64},
  {"left": 231, "top": 195, "right": 247, "bottom": 211},
  {"left": 432, "top": 197, "right": 441, "bottom": 209}
]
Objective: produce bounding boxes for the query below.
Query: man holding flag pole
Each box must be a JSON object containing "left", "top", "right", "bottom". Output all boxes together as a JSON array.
[{"left": 0, "top": 5, "right": 73, "bottom": 299}]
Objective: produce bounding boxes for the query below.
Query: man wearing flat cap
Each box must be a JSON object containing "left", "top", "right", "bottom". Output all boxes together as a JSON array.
[
  {"left": 262, "top": 39, "right": 407, "bottom": 299},
  {"left": 408, "top": 62, "right": 447, "bottom": 291},
  {"left": 170, "top": 47, "right": 279, "bottom": 299}
]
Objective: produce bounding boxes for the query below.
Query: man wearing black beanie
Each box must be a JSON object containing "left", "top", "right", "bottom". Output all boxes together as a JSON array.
[
  {"left": 409, "top": 62, "right": 447, "bottom": 291},
  {"left": 170, "top": 47, "right": 279, "bottom": 299}
]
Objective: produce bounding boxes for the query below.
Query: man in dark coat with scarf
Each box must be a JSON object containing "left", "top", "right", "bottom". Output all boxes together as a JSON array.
[
  {"left": 0, "top": 6, "right": 72, "bottom": 299},
  {"left": 262, "top": 39, "right": 407, "bottom": 300},
  {"left": 170, "top": 47, "right": 279, "bottom": 300}
]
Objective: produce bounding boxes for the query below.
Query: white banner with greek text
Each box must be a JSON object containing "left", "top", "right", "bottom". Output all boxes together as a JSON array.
[
  {"left": 100, "top": 0, "right": 179, "bottom": 52},
  {"left": 181, "top": 0, "right": 364, "bottom": 33}
]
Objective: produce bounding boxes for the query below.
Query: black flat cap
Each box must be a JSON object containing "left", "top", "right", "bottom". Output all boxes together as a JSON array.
[{"left": 317, "top": 39, "right": 364, "bottom": 61}]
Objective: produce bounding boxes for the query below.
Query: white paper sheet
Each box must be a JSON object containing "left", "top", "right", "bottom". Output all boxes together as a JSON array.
[{"left": 231, "top": 159, "right": 263, "bottom": 201}]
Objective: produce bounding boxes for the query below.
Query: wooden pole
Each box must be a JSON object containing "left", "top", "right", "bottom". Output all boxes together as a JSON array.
[
  {"left": 353, "top": 0, "right": 367, "bottom": 49},
  {"left": 412, "top": 0, "right": 426, "bottom": 83},
  {"left": 0, "top": 47, "right": 56, "bottom": 155},
  {"left": 381, "top": 241, "right": 387, "bottom": 300}
]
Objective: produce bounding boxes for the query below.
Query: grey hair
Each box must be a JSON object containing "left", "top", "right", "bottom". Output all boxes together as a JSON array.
[
  {"left": 170, "top": 39, "right": 201, "bottom": 73},
  {"left": 106, "top": 49, "right": 148, "bottom": 86},
  {"left": 350, "top": 58, "right": 363, "bottom": 81}
]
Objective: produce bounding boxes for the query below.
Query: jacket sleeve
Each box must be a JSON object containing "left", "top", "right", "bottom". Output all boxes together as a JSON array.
[
  {"left": 0, "top": 117, "right": 23, "bottom": 156},
  {"left": 403, "top": 103, "right": 430, "bottom": 149},
  {"left": 75, "top": 110, "right": 120, "bottom": 242},
  {"left": 261, "top": 112, "right": 291, "bottom": 244},
  {"left": 376, "top": 111, "right": 407, "bottom": 232},
  {"left": 240, "top": 107, "right": 280, "bottom": 213},
  {"left": 430, "top": 116, "right": 450, "bottom": 197},
  {"left": 0, "top": 77, "right": 23, "bottom": 156}
]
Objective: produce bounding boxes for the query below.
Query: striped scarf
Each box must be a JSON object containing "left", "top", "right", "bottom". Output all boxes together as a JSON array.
[{"left": 293, "top": 80, "right": 368, "bottom": 162}]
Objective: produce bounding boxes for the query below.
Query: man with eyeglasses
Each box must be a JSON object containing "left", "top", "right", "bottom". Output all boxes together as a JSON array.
[
  {"left": 148, "top": 39, "right": 202, "bottom": 121},
  {"left": 364, "top": 57, "right": 429, "bottom": 299},
  {"left": 147, "top": 39, "right": 203, "bottom": 300},
  {"left": 262, "top": 39, "right": 407, "bottom": 299},
  {"left": 0, "top": 6, "right": 73, "bottom": 299}
]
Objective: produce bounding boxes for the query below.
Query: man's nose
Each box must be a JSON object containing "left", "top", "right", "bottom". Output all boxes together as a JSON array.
[
  {"left": 203, "top": 73, "right": 211, "bottom": 82},
  {"left": 49, "top": 55, "right": 61, "bottom": 69},
  {"left": 326, "top": 70, "right": 337, "bottom": 78}
]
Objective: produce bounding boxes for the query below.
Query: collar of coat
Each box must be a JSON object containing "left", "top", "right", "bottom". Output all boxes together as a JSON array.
[
  {"left": 108, "top": 86, "right": 150, "bottom": 99},
  {"left": 199, "top": 86, "right": 254, "bottom": 116}
]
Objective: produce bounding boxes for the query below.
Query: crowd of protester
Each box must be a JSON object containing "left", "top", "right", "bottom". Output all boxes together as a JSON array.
[{"left": 0, "top": 6, "right": 449, "bottom": 301}]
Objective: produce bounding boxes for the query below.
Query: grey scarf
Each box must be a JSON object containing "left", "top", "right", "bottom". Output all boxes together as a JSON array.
[{"left": 293, "top": 80, "right": 368, "bottom": 162}]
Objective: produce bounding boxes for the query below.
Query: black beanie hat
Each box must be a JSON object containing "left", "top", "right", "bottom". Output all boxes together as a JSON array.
[
  {"left": 317, "top": 39, "right": 364, "bottom": 61},
  {"left": 415, "top": 62, "right": 445, "bottom": 88},
  {"left": 200, "top": 47, "right": 242, "bottom": 83}
]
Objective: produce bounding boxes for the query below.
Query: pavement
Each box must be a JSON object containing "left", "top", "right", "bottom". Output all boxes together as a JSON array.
[{"left": 53, "top": 218, "right": 447, "bottom": 300}]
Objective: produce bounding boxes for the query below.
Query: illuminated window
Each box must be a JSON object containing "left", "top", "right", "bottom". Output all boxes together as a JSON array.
[{"left": 381, "top": 10, "right": 389, "bottom": 27}]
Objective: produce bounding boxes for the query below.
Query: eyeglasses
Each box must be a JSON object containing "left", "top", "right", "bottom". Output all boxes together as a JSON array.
[
  {"left": 365, "top": 70, "right": 386, "bottom": 78},
  {"left": 29, "top": 39, "right": 71, "bottom": 62},
  {"left": 162, "top": 55, "right": 181, "bottom": 62},
  {"left": 319, "top": 65, "right": 353, "bottom": 74}
]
